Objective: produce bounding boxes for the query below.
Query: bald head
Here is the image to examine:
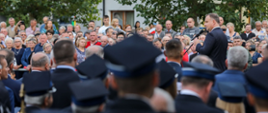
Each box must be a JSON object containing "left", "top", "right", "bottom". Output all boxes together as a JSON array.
[
  {"left": 165, "top": 20, "right": 173, "bottom": 30},
  {"left": 191, "top": 55, "right": 213, "bottom": 66},
  {"left": 101, "top": 36, "right": 108, "bottom": 47},
  {"left": 187, "top": 18, "right": 195, "bottom": 28},
  {"left": 85, "top": 45, "right": 104, "bottom": 58},
  {"left": 31, "top": 52, "right": 49, "bottom": 68}
]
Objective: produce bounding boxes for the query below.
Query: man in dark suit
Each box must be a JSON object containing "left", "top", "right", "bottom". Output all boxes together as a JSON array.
[
  {"left": 240, "top": 24, "right": 256, "bottom": 41},
  {"left": 104, "top": 34, "right": 161, "bottom": 113},
  {"left": 50, "top": 40, "right": 80, "bottom": 109},
  {"left": 195, "top": 13, "right": 227, "bottom": 72},
  {"left": 164, "top": 39, "right": 183, "bottom": 91},
  {"left": 175, "top": 62, "right": 224, "bottom": 113}
]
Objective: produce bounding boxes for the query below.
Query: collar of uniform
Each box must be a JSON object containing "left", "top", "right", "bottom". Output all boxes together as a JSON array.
[
  {"left": 123, "top": 94, "right": 151, "bottom": 106},
  {"left": 180, "top": 89, "right": 200, "bottom": 98},
  {"left": 31, "top": 70, "right": 41, "bottom": 72},
  {"left": 167, "top": 61, "right": 181, "bottom": 66},
  {"left": 223, "top": 70, "right": 244, "bottom": 75},
  {"left": 56, "top": 65, "right": 75, "bottom": 71}
]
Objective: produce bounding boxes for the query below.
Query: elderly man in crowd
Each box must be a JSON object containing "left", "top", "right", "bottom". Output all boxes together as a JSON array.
[
  {"left": 101, "top": 36, "right": 109, "bottom": 48},
  {"left": 0, "top": 22, "right": 7, "bottom": 29},
  {"left": 33, "top": 33, "right": 48, "bottom": 53},
  {"left": 6, "top": 18, "right": 16, "bottom": 38},
  {"left": 213, "top": 46, "right": 249, "bottom": 113},
  {"left": 154, "top": 24, "right": 162, "bottom": 38},
  {"left": 262, "top": 20, "right": 268, "bottom": 29},
  {"left": 1, "top": 28, "right": 10, "bottom": 39},
  {"left": 26, "top": 19, "right": 39, "bottom": 36},
  {"left": 252, "top": 21, "right": 266, "bottom": 40}
]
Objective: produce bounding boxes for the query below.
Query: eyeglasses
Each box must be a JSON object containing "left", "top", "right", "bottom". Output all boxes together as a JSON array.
[
  {"left": 21, "top": 34, "right": 26, "bottom": 36},
  {"left": 222, "top": 29, "right": 226, "bottom": 31},
  {"left": 118, "top": 37, "right": 124, "bottom": 39}
]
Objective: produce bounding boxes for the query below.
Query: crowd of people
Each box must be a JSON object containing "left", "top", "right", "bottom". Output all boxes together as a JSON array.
[{"left": 0, "top": 13, "right": 267, "bottom": 113}]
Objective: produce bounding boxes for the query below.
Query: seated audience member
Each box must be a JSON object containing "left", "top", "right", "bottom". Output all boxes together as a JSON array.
[
  {"left": 42, "top": 43, "right": 52, "bottom": 60},
  {"left": 213, "top": 46, "right": 249, "bottom": 113},
  {"left": 240, "top": 24, "right": 256, "bottom": 41},
  {"left": 33, "top": 33, "right": 48, "bottom": 53}
]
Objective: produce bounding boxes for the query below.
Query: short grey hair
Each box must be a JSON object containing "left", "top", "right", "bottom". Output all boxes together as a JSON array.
[
  {"left": 255, "top": 21, "right": 262, "bottom": 25},
  {"left": 85, "top": 45, "right": 104, "bottom": 58},
  {"left": 191, "top": 55, "right": 214, "bottom": 66},
  {"left": 8, "top": 18, "right": 14, "bottom": 21},
  {"left": 67, "top": 24, "right": 73, "bottom": 27},
  {"left": 0, "top": 22, "right": 6, "bottom": 26},
  {"left": 42, "top": 43, "right": 52, "bottom": 52},
  {"left": 5, "top": 38, "right": 13, "bottom": 44},
  {"left": 25, "top": 93, "right": 51, "bottom": 105},
  {"left": 18, "top": 30, "right": 26, "bottom": 35},
  {"left": 59, "top": 26, "right": 66, "bottom": 30},
  {"left": 31, "top": 53, "right": 49, "bottom": 67},
  {"left": 227, "top": 46, "right": 248, "bottom": 70},
  {"left": 0, "top": 33, "right": 5, "bottom": 38},
  {"left": 233, "top": 35, "right": 242, "bottom": 40},
  {"left": 14, "top": 37, "right": 23, "bottom": 43},
  {"left": 262, "top": 20, "right": 268, "bottom": 23},
  {"left": 71, "top": 104, "right": 100, "bottom": 113}
]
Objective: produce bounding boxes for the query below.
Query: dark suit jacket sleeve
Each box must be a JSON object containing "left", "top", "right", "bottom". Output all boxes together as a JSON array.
[{"left": 196, "top": 33, "right": 216, "bottom": 55}]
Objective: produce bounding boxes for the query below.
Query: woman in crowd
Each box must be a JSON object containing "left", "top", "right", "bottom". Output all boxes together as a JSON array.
[
  {"left": 43, "top": 43, "right": 52, "bottom": 60},
  {"left": 111, "top": 19, "right": 120, "bottom": 29},
  {"left": 76, "top": 38, "right": 86, "bottom": 64},
  {"left": 59, "top": 26, "right": 66, "bottom": 35},
  {"left": 41, "top": 20, "right": 59, "bottom": 34},
  {"left": 24, "top": 35, "right": 35, "bottom": 47},
  {"left": 227, "top": 22, "right": 239, "bottom": 39},
  {"left": 134, "top": 21, "right": 141, "bottom": 33},
  {"left": 46, "top": 30, "right": 54, "bottom": 44},
  {"left": 5, "top": 38, "right": 13, "bottom": 50},
  {"left": 125, "top": 24, "right": 132, "bottom": 32},
  {"left": 12, "top": 37, "right": 25, "bottom": 79},
  {"left": 21, "top": 39, "right": 37, "bottom": 70},
  {"left": 14, "top": 21, "right": 26, "bottom": 35}
]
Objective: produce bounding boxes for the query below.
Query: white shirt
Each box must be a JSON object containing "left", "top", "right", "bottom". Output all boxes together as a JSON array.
[
  {"left": 180, "top": 89, "right": 200, "bottom": 98},
  {"left": 98, "top": 25, "right": 110, "bottom": 35}
]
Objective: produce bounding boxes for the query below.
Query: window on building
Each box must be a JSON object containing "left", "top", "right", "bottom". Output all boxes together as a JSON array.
[{"left": 111, "top": 11, "right": 134, "bottom": 30}]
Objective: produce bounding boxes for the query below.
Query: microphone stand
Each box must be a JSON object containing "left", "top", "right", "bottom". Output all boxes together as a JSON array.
[{"left": 183, "top": 29, "right": 208, "bottom": 55}]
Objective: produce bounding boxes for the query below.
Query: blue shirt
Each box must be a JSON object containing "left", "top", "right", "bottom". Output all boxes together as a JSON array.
[
  {"left": 57, "top": 65, "right": 75, "bottom": 71},
  {"left": 213, "top": 70, "right": 247, "bottom": 102},
  {"left": 33, "top": 43, "right": 43, "bottom": 53},
  {"left": 252, "top": 51, "right": 262, "bottom": 64},
  {"left": 40, "top": 24, "right": 59, "bottom": 34}
]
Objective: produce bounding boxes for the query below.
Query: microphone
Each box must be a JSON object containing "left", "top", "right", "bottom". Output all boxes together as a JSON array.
[
  {"left": 191, "top": 28, "right": 208, "bottom": 41},
  {"left": 184, "top": 28, "right": 208, "bottom": 55}
]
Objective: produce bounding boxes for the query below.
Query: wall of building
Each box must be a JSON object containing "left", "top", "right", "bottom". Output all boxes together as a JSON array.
[{"left": 95, "top": 0, "right": 146, "bottom": 29}]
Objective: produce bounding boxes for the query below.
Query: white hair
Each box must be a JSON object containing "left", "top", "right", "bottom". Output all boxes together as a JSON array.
[
  {"left": 255, "top": 21, "right": 262, "bottom": 25},
  {"left": 5, "top": 38, "right": 13, "bottom": 44},
  {"left": 0, "top": 33, "right": 5, "bottom": 38},
  {"left": 262, "top": 20, "right": 267, "bottom": 23},
  {"left": 14, "top": 37, "right": 23, "bottom": 43},
  {"left": 161, "top": 36, "right": 170, "bottom": 41},
  {"left": 67, "top": 24, "right": 73, "bottom": 27},
  {"left": 71, "top": 104, "right": 100, "bottom": 113},
  {"left": 0, "top": 22, "right": 6, "bottom": 26},
  {"left": 8, "top": 18, "right": 14, "bottom": 21},
  {"left": 85, "top": 45, "right": 104, "bottom": 58},
  {"left": 25, "top": 93, "right": 50, "bottom": 105},
  {"left": 18, "top": 31, "right": 26, "bottom": 35},
  {"left": 227, "top": 46, "right": 248, "bottom": 70},
  {"left": 59, "top": 26, "right": 66, "bottom": 30}
]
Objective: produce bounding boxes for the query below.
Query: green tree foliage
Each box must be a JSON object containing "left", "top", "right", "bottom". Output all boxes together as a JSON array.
[
  {"left": 0, "top": 0, "right": 101, "bottom": 27},
  {"left": 116, "top": 0, "right": 268, "bottom": 32}
]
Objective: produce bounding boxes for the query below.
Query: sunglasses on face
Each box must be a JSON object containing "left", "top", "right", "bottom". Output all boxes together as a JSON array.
[{"left": 222, "top": 29, "right": 226, "bottom": 31}]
